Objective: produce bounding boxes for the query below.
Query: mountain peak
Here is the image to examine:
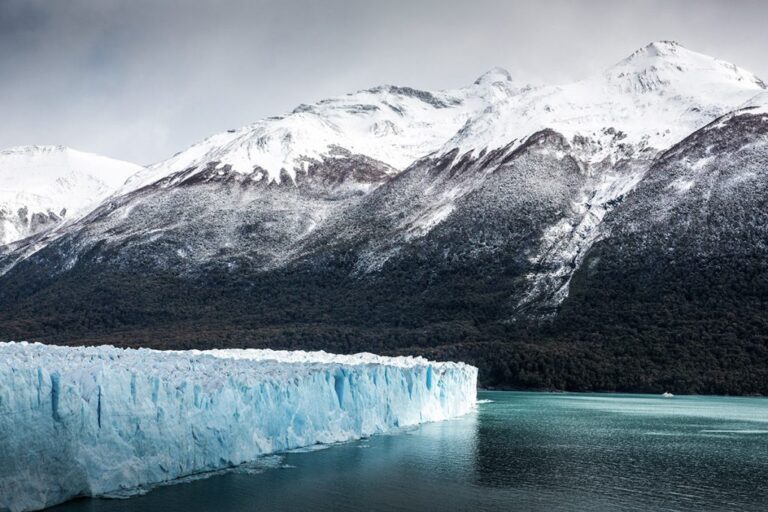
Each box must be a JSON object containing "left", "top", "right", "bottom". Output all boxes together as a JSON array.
[
  {"left": 641, "top": 40, "right": 684, "bottom": 57},
  {"left": 615, "top": 40, "right": 695, "bottom": 69},
  {"left": 605, "top": 41, "right": 766, "bottom": 94},
  {"left": 474, "top": 67, "right": 513, "bottom": 85}
]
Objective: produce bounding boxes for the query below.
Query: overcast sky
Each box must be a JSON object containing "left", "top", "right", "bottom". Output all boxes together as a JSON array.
[{"left": 2, "top": 0, "right": 767, "bottom": 165}]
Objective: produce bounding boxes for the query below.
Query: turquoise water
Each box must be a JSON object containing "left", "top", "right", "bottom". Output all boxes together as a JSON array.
[{"left": 52, "top": 391, "right": 768, "bottom": 511}]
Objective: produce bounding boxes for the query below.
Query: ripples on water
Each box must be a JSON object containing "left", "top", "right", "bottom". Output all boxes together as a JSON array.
[{"left": 53, "top": 392, "right": 768, "bottom": 512}]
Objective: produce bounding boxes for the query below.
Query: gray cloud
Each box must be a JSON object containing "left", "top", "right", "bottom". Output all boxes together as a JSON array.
[{"left": 1, "top": 0, "right": 767, "bottom": 164}]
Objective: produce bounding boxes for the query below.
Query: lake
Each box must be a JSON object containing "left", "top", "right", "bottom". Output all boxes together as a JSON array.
[{"left": 52, "top": 391, "right": 768, "bottom": 511}]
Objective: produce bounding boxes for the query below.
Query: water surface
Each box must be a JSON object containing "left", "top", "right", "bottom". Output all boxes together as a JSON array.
[{"left": 53, "top": 391, "right": 768, "bottom": 511}]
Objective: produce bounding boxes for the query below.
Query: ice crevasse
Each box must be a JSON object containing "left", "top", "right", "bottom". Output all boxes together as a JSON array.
[{"left": 0, "top": 342, "right": 477, "bottom": 512}]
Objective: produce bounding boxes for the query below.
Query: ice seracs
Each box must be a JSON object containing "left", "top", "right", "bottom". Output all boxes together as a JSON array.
[
  {"left": 0, "top": 146, "right": 143, "bottom": 245},
  {"left": 0, "top": 342, "right": 477, "bottom": 512}
]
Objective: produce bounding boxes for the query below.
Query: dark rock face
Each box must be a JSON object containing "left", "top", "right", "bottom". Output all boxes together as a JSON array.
[{"left": 1, "top": 114, "right": 768, "bottom": 395}]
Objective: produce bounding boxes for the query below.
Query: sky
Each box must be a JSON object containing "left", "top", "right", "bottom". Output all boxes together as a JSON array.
[{"left": 1, "top": 0, "right": 767, "bottom": 165}]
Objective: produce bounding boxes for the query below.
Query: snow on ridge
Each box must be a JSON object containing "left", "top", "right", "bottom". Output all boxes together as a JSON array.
[
  {"left": 605, "top": 40, "right": 765, "bottom": 95},
  {"left": 0, "top": 146, "right": 144, "bottom": 245},
  {"left": 440, "top": 41, "right": 766, "bottom": 163},
  {"left": 732, "top": 90, "right": 768, "bottom": 116},
  {"left": 122, "top": 75, "right": 525, "bottom": 192},
  {"left": 0, "top": 146, "right": 142, "bottom": 193},
  {"left": 0, "top": 342, "right": 477, "bottom": 512},
  {"left": 117, "top": 42, "right": 765, "bottom": 196}
]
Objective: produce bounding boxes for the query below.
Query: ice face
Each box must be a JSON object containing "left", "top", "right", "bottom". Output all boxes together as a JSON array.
[{"left": 0, "top": 343, "right": 477, "bottom": 512}]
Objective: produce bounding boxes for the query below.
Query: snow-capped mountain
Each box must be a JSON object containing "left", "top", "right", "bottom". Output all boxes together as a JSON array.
[
  {"left": 442, "top": 41, "right": 764, "bottom": 161},
  {"left": 120, "top": 42, "right": 764, "bottom": 197},
  {"left": 429, "top": 41, "right": 765, "bottom": 313},
  {"left": 1, "top": 41, "right": 767, "bottom": 394},
  {"left": 0, "top": 146, "right": 143, "bottom": 245},
  {"left": 2, "top": 40, "right": 763, "bottom": 283},
  {"left": 294, "top": 41, "right": 766, "bottom": 314},
  {"left": 122, "top": 69, "right": 521, "bottom": 192}
]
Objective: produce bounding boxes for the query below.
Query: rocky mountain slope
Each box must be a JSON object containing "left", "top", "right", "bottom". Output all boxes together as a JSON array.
[{"left": 1, "top": 42, "right": 767, "bottom": 394}]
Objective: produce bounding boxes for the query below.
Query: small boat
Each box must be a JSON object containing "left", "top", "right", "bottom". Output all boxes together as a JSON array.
[{"left": 662, "top": 392, "right": 674, "bottom": 398}]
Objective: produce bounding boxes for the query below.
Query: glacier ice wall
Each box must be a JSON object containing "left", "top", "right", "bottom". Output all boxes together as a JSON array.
[{"left": 0, "top": 343, "right": 477, "bottom": 512}]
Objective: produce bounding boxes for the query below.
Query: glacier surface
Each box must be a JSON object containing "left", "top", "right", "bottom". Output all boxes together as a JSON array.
[{"left": 0, "top": 342, "right": 477, "bottom": 512}]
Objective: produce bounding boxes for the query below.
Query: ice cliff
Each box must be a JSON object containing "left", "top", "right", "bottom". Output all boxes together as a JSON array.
[{"left": 0, "top": 342, "right": 477, "bottom": 511}]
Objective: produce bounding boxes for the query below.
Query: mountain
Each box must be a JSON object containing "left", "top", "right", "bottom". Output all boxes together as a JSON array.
[
  {"left": 1, "top": 42, "right": 767, "bottom": 395},
  {"left": 0, "top": 67, "right": 522, "bottom": 276},
  {"left": 0, "top": 145, "right": 143, "bottom": 245},
  {"left": 441, "top": 41, "right": 764, "bottom": 159},
  {"left": 121, "top": 71, "right": 520, "bottom": 192}
]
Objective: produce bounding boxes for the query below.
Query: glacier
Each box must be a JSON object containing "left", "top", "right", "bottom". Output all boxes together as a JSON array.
[{"left": 0, "top": 342, "right": 477, "bottom": 512}]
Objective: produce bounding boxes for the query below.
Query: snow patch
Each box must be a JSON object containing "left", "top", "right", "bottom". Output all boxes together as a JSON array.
[{"left": 669, "top": 178, "right": 696, "bottom": 194}]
